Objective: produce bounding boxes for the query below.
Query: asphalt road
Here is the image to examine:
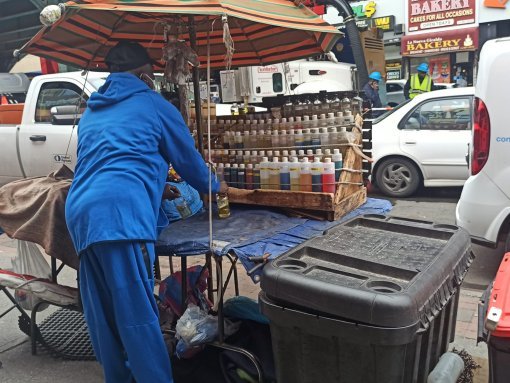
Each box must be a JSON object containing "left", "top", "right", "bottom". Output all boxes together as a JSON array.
[{"left": 371, "top": 186, "right": 504, "bottom": 290}]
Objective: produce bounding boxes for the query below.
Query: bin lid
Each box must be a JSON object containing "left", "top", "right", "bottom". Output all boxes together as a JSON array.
[
  {"left": 261, "top": 215, "right": 473, "bottom": 328},
  {"left": 487, "top": 253, "right": 510, "bottom": 338}
]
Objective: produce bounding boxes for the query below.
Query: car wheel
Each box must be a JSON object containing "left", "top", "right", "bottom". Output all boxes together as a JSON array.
[{"left": 376, "top": 158, "right": 421, "bottom": 197}]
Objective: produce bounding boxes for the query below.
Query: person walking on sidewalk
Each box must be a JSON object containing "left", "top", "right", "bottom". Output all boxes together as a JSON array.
[
  {"left": 65, "top": 41, "right": 226, "bottom": 383},
  {"left": 404, "top": 62, "right": 435, "bottom": 100}
]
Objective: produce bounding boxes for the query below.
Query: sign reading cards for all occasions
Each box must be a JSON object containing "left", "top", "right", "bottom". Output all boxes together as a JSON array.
[
  {"left": 401, "top": 26, "right": 478, "bottom": 56},
  {"left": 408, "top": 0, "right": 477, "bottom": 33}
]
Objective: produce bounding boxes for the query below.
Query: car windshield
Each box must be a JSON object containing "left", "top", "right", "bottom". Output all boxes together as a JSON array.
[{"left": 373, "top": 99, "right": 412, "bottom": 123}]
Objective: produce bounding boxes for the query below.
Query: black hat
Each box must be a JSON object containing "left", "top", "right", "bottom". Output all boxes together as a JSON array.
[{"left": 105, "top": 41, "right": 152, "bottom": 72}]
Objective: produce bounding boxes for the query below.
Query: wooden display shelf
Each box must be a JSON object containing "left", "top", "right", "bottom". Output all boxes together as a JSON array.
[{"left": 228, "top": 140, "right": 367, "bottom": 221}]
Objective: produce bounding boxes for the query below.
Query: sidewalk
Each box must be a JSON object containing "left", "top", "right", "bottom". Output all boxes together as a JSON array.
[{"left": 0, "top": 234, "right": 490, "bottom": 382}]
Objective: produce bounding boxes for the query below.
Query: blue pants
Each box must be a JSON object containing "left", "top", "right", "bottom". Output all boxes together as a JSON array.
[{"left": 79, "top": 241, "right": 173, "bottom": 383}]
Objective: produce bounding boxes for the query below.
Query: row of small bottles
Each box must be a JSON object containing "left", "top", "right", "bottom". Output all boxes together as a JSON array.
[
  {"left": 216, "top": 150, "right": 343, "bottom": 193},
  {"left": 280, "top": 94, "right": 363, "bottom": 118},
  {"left": 207, "top": 148, "right": 341, "bottom": 166},
  {"left": 207, "top": 111, "right": 354, "bottom": 136},
  {"left": 221, "top": 125, "right": 350, "bottom": 150}
]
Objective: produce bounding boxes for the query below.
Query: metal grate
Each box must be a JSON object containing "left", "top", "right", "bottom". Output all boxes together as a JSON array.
[{"left": 19, "top": 308, "right": 95, "bottom": 361}]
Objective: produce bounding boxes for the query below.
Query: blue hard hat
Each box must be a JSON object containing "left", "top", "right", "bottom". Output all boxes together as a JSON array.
[
  {"left": 417, "top": 63, "right": 429, "bottom": 73},
  {"left": 368, "top": 71, "right": 382, "bottom": 82}
]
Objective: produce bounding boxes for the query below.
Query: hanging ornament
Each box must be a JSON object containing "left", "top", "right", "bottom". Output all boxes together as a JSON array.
[
  {"left": 222, "top": 15, "right": 234, "bottom": 70},
  {"left": 40, "top": 4, "right": 66, "bottom": 27}
]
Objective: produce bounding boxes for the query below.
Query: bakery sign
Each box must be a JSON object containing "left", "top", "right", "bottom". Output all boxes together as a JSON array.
[
  {"left": 408, "top": 0, "right": 477, "bottom": 33},
  {"left": 401, "top": 26, "right": 478, "bottom": 56}
]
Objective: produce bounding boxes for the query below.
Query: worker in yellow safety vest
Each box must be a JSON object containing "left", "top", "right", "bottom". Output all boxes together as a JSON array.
[{"left": 404, "top": 62, "right": 435, "bottom": 100}]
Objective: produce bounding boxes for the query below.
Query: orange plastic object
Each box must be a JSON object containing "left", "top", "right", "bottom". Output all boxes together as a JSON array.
[
  {"left": 487, "top": 253, "right": 510, "bottom": 337},
  {"left": 484, "top": 0, "right": 508, "bottom": 8},
  {"left": 0, "top": 104, "right": 24, "bottom": 124}
]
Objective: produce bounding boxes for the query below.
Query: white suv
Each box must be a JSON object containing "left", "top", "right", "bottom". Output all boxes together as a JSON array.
[{"left": 456, "top": 37, "right": 510, "bottom": 250}]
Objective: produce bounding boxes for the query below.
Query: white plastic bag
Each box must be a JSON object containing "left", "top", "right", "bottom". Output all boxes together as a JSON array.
[{"left": 11, "top": 240, "right": 52, "bottom": 311}]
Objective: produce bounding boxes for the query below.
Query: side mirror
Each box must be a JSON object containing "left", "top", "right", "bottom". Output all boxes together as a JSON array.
[
  {"left": 404, "top": 117, "right": 420, "bottom": 130},
  {"left": 50, "top": 105, "right": 82, "bottom": 125}
]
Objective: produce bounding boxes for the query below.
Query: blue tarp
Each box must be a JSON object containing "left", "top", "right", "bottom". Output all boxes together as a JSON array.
[{"left": 156, "top": 198, "right": 392, "bottom": 279}]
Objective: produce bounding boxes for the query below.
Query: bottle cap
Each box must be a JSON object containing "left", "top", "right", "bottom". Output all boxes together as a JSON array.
[
  {"left": 281, "top": 118, "right": 287, "bottom": 123},
  {"left": 296, "top": 116, "right": 302, "bottom": 121},
  {"left": 281, "top": 130, "right": 287, "bottom": 135},
  {"left": 244, "top": 130, "right": 249, "bottom": 135},
  {"left": 267, "top": 150, "right": 273, "bottom": 156},
  {"left": 333, "top": 148, "right": 340, "bottom": 154},
  {"left": 225, "top": 163, "right": 231, "bottom": 168},
  {"left": 316, "top": 149, "right": 323, "bottom": 155},
  {"left": 232, "top": 163, "right": 239, "bottom": 168},
  {"left": 328, "top": 112, "right": 335, "bottom": 118},
  {"left": 274, "top": 151, "right": 281, "bottom": 156},
  {"left": 324, "top": 158, "right": 332, "bottom": 163},
  {"left": 291, "top": 157, "right": 299, "bottom": 162},
  {"left": 313, "top": 157, "right": 321, "bottom": 162},
  {"left": 290, "top": 150, "right": 297, "bottom": 155},
  {"left": 239, "top": 164, "right": 245, "bottom": 169},
  {"left": 312, "top": 115, "right": 318, "bottom": 120},
  {"left": 262, "top": 156, "right": 269, "bottom": 162},
  {"left": 303, "top": 115, "right": 309, "bottom": 121},
  {"left": 273, "top": 118, "right": 279, "bottom": 123},
  {"left": 255, "top": 164, "right": 260, "bottom": 169},
  {"left": 282, "top": 157, "right": 289, "bottom": 162},
  {"left": 237, "top": 150, "right": 243, "bottom": 155},
  {"left": 321, "top": 128, "right": 328, "bottom": 133},
  {"left": 247, "top": 163, "right": 253, "bottom": 169},
  {"left": 273, "top": 157, "right": 279, "bottom": 162},
  {"left": 283, "top": 150, "right": 289, "bottom": 156},
  {"left": 324, "top": 149, "right": 331, "bottom": 155},
  {"left": 259, "top": 151, "right": 266, "bottom": 155},
  {"left": 302, "top": 157, "right": 309, "bottom": 162},
  {"left": 273, "top": 130, "right": 279, "bottom": 135},
  {"left": 307, "top": 150, "right": 313, "bottom": 154},
  {"left": 218, "top": 163, "right": 224, "bottom": 168},
  {"left": 252, "top": 150, "right": 258, "bottom": 155},
  {"left": 320, "top": 113, "right": 326, "bottom": 119},
  {"left": 298, "top": 150, "right": 305, "bottom": 155}
]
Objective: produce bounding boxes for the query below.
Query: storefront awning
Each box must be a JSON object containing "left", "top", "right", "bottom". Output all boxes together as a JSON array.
[{"left": 401, "top": 27, "right": 478, "bottom": 57}]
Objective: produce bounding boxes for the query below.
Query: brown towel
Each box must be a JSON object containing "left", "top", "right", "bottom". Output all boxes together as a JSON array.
[{"left": 0, "top": 165, "right": 79, "bottom": 269}]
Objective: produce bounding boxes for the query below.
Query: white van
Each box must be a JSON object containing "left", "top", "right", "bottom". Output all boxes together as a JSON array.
[{"left": 456, "top": 37, "right": 510, "bottom": 250}]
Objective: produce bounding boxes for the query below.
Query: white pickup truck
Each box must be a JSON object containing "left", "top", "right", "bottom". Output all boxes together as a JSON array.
[{"left": 0, "top": 71, "right": 108, "bottom": 186}]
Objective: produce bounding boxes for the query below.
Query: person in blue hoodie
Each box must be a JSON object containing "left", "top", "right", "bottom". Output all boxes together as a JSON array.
[{"left": 65, "top": 42, "right": 226, "bottom": 383}]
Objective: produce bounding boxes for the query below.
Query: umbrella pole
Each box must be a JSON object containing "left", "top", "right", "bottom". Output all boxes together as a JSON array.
[{"left": 188, "top": 17, "right": 204, "bottom": 156}]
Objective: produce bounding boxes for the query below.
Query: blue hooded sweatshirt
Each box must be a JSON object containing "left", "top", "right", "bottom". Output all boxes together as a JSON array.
[{"left": 65, "top": 73, "right": 219, "bottom": 254}]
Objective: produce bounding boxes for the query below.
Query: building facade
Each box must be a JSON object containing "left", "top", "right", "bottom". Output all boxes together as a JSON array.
[{"left": 323, "top": 0, "right": 509, "bottom": 86}]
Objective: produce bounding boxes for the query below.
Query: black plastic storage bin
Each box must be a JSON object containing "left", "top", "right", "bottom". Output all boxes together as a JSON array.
[{"left": 260, "top": 215, "right": 473, "bottom": 383}]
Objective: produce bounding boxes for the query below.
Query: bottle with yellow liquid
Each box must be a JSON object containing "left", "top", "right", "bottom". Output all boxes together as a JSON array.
[{"left": 217, "top": 193, "right": 231, "bottom": 218}]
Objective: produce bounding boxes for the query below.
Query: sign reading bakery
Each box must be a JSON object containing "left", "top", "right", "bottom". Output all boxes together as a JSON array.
[
  {"left": 401, "top": 27, "right": 478, "bottom": 56},
  {"left": 408, "top": 0, "right": 477, "bottom": 33}
]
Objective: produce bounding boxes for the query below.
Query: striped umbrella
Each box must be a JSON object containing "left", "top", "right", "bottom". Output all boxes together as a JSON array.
[{"left": 18, "top": 0, "right": 343, "bottom": 70}]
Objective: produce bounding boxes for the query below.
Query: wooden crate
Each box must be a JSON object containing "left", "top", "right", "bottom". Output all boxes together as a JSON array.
[{"left": 228, "top": 142, "right": 367, "bottom": 221}]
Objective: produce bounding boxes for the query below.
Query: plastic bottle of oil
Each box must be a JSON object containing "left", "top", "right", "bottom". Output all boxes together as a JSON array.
[
  {"left": 269, "top": 157, "right": 281, "bottom": 190},
  {"left": 280, "top": 157, "right": 291, "bottom": 191},
  {"left": 311, "top": 157, "right": 323, "bottom": 192},
  {"left": 289, "top": 157, "right": 301, "bottom": 191},
  {"left": 260, "top": 157, "right": 270, "bottom": 189},
  {"left": 299, "top": 157, "right": 312, "bottom": 192}
]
